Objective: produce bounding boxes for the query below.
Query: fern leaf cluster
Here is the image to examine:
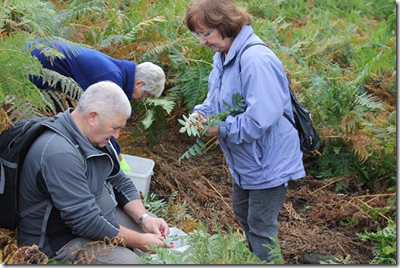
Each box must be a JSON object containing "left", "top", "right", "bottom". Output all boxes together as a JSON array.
[
  {"left": 0, "top": 32, "right": 45, "bottom": 116},
  {"left": 141, "top": 222, "right": 262, "bottom": 264},
  {"left": 358, "top": 221, "right": 397, "bottom": 264},
  {"left": 178, "top": 93, "right": 245, "bottom": 163},
  {"left": 1, "top": 0, "right": 86, "bottom": 122}
]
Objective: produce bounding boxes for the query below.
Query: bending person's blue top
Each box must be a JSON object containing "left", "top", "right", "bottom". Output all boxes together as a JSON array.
[
  {"left": 29, "top": 40, "right": 136, "bottom": 100},
  {"left": 28, "top": 40, "right": 137, "bottom": 155}
]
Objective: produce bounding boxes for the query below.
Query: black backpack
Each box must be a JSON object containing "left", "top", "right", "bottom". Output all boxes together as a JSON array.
[
  {"left": 239, "top": 42, "right": 322, "bottom": 152},
  {"left": 0, "top": 116, "right": 55, "bottom": 230}
]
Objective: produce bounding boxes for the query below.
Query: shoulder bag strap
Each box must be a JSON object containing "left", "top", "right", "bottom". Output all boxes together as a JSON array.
[{"left": 238, "top": 42, "right": 296, "bottom": 130}]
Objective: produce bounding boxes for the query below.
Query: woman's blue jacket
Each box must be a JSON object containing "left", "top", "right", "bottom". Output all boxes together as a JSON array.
[{"left": 194, "top": 25, "right": 305, "bottom": 189}]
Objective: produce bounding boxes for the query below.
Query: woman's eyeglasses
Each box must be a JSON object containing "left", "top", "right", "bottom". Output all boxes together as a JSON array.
[{"left": 192, "top": 28, "right": 215, "bottom": 39}]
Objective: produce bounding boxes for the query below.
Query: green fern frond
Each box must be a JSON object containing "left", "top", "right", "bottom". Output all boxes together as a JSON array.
[
  {"left": 5, "top": 0, "right": 62, "bottom": 38},
  {"left": 29, "top": 38, "right": 86, "bottom": 62},
  {"left": 98, "top": 34, "right": 125, "bottom": 50},
  {"left": 28, "top": 41, "right": 66, "bottom": 61},
  {"left": 169, "top": 63, "right": 211, "bottom": 112},
  {"left": 140, "top": 98, "right": 174, "bottom": 130},
  {"left": 1, "top": 1, "right": 81, "bottom": 121},
  {"left": 126, "top": 16, "right": 167, "bottom": 39},
  {"left": 62, "top": 0, "right": 105, "bottom": 22},
  {"left": 141, "top": 109, "right": 155, "bottom": 130},
  {"left": 264, "top": 235, "right": 285, "bottom": 264},
  {"left": 354, "top": 92, "right": 384, "bottom": 111},
  {"left": 6, "top": 95, "right": 49, "bottom": 122},
  {"left": 39, "top": 68, "right": 83, "bottom": 100},
  {"left": 41, "top": 90, "right": 78, "bottom": 114},
  {"left": 0, "top": 32, "right": 44, "bottom": 106},
  {"left": 354, "top": 52, "right": 384, "bottom": 85},
  {"left": 358, "top": 221, "right": 396, "bottom": 264},
  {"left": 139, "top": 40, "right": 176, "bottom": 62},
  {"left": 305, "top": 35, "right": 347, "bottom": 59},
  {"left": 144, "top": 98, "right": 175, "bottom": 114}
]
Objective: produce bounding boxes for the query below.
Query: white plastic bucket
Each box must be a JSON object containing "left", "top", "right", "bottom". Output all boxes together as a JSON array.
[{"left": 121, "top": 154, "right": 155, "bottom": 194}]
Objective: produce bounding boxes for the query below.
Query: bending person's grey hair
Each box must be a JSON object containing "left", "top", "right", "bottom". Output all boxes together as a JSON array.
[
  {"left": 76, "top": 81, "right": 132, "bottom": 118},
  {"left": 135, "top": 62, "right": 166, "bottom": 98}
]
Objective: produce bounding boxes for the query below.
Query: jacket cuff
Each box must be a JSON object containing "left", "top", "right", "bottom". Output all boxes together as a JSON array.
[{"left": 103, "top": 225, "right": 120, "bottom": 240}]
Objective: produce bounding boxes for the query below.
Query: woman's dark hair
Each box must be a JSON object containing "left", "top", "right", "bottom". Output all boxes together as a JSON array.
[{"left": 184, "top": 0, "right": 252, "bottom": 39}]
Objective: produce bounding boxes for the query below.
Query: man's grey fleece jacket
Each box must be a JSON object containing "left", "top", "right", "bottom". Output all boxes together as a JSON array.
[{"left": 17, "top": 109, "right": 140, "bottom": 256}]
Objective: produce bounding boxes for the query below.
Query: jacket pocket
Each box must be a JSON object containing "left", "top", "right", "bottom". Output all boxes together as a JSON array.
[{"left": 227, "top": 140, "right": 263, "bottom": 173}]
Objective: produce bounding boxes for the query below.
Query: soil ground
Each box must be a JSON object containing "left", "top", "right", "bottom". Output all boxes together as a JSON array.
[{"left": 117, "top": 112, "right": 391, "bottom": 265}]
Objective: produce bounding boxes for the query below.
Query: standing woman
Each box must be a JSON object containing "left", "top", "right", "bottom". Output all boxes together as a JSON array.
[{"left": 184, "top": 0, "right": 305, "bottom": 262}]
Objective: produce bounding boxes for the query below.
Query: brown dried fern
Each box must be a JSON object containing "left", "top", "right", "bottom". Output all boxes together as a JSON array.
[
  {"left": 8, "top": 245, "right": 48, "bottom": 264},
  {"left": 71, "top": 236, "right": 125, "bottom": 264}
]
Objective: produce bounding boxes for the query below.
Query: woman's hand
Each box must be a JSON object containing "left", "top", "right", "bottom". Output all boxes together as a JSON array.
[
  {"left": 205, "top": 125, "right": 219, "bottom": 137},
  {"left": 190, "top": 112, "right": 205, "bottom": 121}
]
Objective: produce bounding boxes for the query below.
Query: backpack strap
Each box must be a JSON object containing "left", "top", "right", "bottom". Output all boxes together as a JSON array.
[
  {"left": 238, "top": 41, "right": 297, "bottom": 130},
  {"left": 39, "top": 202, "right": 53, "bottom": 248},
  {"left": 20, "top": 199, "right": 52, "bottom": 248},
  {"left": 238, "top": 41, "right": 268, "bottom": 73},
  {"left": 0, "top": 158, "right": 17, "bottom": 194},
  {"left": 20, "top": 199, "right": 51, "bottom": 218},
  {"left": 283, "top": 113, "right": 296, "bottom": 129}
]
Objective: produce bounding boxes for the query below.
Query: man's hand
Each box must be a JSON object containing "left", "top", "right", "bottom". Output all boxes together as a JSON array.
[
  {"left": 123, "top": 200, "right": 168, "bottom": 236},
  {"left": 118, "top": 225, "right": 169, "bottom": 252},
  {"left": 141, "top": 216, "right": 169, "bottom": 238},
  {"left": 137, "top": 233, "right": 168, "bottom": 252},
  {"left": 121, "top": 199, "right": 170, "bottom": 250}
]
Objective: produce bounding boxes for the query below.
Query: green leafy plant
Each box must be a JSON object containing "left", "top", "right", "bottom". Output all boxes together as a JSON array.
[
  {"left": 141, "top": 191, "right": 193, "bottom": 228},
  {"left": 264, "top": 235, "right": 285, "bottom": 264},
  {"left": 140, "top": 221, "right": 262, "bottom": 264},
  {"left": 141, "top": 192, "right": 168, "bottom": 218},
  {"left": 358, "top": 221, "right": 396, "bottom": 264},
  {"left": 177, "top": 93, "right": 246, "bottom": 163}
]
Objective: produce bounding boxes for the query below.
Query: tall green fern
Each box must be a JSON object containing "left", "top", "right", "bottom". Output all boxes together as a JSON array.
[
  {"left": 1, "top": 0, "right": 85, "bottom": 122},
  {"left": 169, "top": 63, "right": 211, "bottom": 112}
]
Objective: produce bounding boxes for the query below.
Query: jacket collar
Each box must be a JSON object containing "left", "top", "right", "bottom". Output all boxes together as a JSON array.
[{"left": 213, "top": 25, "right": 254, "bottom": 68}]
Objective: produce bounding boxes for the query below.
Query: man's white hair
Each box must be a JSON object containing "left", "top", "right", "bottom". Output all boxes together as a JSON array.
[
  {"left": 76, "top": 81, "right": 131, "bottom": 118},
  {"left": 135, "top": 62, "right": 166, "bottom": 98}
]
